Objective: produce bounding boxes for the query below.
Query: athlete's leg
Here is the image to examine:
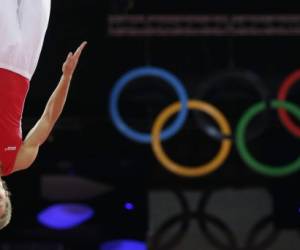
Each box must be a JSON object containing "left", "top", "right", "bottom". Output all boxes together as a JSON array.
[
  {"left": 0, "top": 0, "right": 21, "bottom": 51},
  {"left": 17, "top": 0, "right": 51, "bottom": 78}
]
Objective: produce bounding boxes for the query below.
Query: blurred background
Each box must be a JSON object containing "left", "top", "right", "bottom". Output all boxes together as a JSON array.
[{"left": 1, "top": 0, "right": 300, "bottom": 249}]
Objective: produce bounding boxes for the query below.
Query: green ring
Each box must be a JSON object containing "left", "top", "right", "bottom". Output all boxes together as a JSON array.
[{"left": 236, "top": 100, "right": 300, "bottom": 177}]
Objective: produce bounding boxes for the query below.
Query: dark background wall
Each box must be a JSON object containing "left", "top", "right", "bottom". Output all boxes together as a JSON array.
[{"left": 1, "top": 1, "right": 300, "bottom": 249}]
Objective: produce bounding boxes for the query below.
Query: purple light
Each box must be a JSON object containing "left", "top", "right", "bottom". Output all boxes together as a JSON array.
[
  {"left": 37, "top": 203, "right": 94, "bottom": 230},
  {"left": 124, "top": 202, "right": 135, "bottom": 211},
  {"left": 100, "top": 239, "right": 146, "bottom": 250}
]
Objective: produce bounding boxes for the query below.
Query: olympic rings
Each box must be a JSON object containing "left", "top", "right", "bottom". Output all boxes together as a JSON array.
[
  {"left": 110, "top": 66, "right": 300, "bottom": 177},
  {"left": 151, "top": 100, "right": 232, "bottom": 177},
  {"left": 109, "top": 66, "right": 188, "bottom": 144},
  {"left": 236, "top": 100, "right": 300, "bottom": 177},
  {"left": 278, "top": 69, "right": 300, "bottom": 137},
  {"left": 194, "top": 70, "right": 270, "bottom": 142}
]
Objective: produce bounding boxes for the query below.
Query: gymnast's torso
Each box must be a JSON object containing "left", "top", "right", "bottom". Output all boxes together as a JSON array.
[{"left": 0, "top": 68, "right": 29, "bottom": 176}]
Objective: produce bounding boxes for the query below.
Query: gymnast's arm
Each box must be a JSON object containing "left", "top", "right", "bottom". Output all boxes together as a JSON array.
[{"left": 13, "top": 41, "right": 87, "bottom": 172}]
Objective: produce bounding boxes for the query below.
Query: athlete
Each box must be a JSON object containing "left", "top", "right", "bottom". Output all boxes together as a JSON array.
[{"left": 0, "top": 0, "right": 87, "bottom": 229}]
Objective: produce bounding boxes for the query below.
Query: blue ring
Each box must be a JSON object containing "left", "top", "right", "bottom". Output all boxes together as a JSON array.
[{"left": 109, "top": 66, "right": 189, "bottom": 144}]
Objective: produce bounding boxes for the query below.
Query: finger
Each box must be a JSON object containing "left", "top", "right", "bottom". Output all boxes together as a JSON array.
[
  {"left": 78, "top": 41, "right": 87, "bottom": 52},
  {"left": 73, "top": 41, "right": 87, "bottom": 60},
  {"left": 74, "top": 44, "right": 85, "bottom": 58},
  {"left": 64, "top": 41, "right": 87, "bottom": 74},
  {"left": 63, "top": 53, "right": 74, "bottom": 70},
  {"left": 65, "top": 52, "right": 73, "bottom": 63}
]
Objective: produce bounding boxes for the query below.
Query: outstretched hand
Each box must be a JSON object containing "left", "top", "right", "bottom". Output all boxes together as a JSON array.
[{"left": 62, "top": 41, "right": 87, "bottom": 78}]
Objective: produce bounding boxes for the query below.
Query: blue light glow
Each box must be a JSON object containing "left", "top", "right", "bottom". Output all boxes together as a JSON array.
[
  {"left": 100, "top": 239, "right": 146, "bottom": 250},
  {"left": 37, "top": 203, "right": 94, "bottom": 230},
  {"left": 124, "top": 202, "right": 134, "bottom": 210}
]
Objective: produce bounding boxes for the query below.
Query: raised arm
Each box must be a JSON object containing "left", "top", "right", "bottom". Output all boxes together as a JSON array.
[{"left": 13, "top": 41, "right": 87, "bottom": 172}]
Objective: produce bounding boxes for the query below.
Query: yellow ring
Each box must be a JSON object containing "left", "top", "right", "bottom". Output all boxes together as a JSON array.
[{"left": 151, "top": 100, "right": 233, "bottom": 177}]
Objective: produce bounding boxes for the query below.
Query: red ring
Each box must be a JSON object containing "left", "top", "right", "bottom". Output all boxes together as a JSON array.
[{"left": 278, "top": 69, "right": 300, "bottom": 137}]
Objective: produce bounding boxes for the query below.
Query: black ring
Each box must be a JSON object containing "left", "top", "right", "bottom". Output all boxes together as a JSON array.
[
  {"left": 197, "top": 190, "right": 238, "bottom": 250},
  {"left": 194, "top": 69, "right": 270, "bottom": 142},
  {"left": 245, "top": 215, "right": 279, "bottom": 250},
  {"left": 197, "top": 190, "right": 279, "bottom": 250},
  {"left": 148, "top": 190, "right": 191, "bottom": 250}
]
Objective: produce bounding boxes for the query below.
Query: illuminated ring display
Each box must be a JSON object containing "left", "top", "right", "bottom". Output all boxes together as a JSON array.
[
  {"left": 194, "top": 70, "right": 270, "bottom": 141},
  {"left": 236, "top": 100, "right": 300, "bottom": 177},
  {"left": 277, "top": 69, "right": 300, "bottom": 137},
  {"left": 151, "top": 100, "right": 232, "bottom": 177},
  {"left": 109, "top": 66, "right": 188, "bottom": 144}
]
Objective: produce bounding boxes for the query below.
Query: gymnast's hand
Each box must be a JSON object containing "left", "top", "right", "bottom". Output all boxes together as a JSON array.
[{"left": 62, "top": 41, "right": 87, "bottom": 78}]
